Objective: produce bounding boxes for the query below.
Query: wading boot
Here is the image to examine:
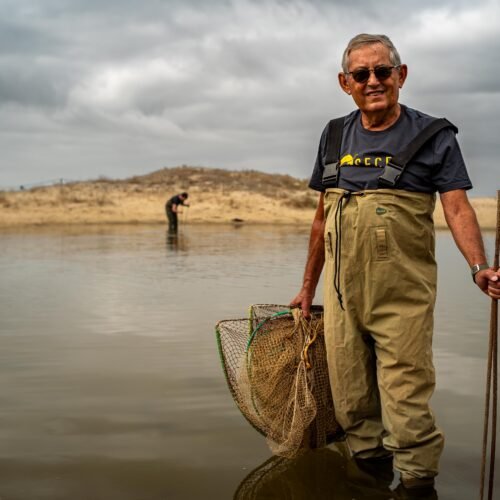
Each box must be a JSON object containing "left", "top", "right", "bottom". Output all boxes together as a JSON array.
[
  {"left": 354, "top": 454, "right": 394, "bottom": 488},
  {"left": 344, "top": 454, "right": 394, "bottom": 499},
  {"left": 393, "top": 478, "right": 437, "bottom": 500}
]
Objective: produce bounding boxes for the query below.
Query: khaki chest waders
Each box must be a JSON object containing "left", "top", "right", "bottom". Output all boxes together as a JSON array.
[{"left": 323, "top": 188, "right": 444, "bottom": 481}]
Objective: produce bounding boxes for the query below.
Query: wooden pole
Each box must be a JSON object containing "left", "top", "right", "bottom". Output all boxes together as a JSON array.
[{"left": 480, "top": 190, "right": 500, "bottom": 500}]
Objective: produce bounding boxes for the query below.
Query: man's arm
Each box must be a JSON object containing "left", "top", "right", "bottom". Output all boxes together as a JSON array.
[
  {"left": 440, "top": 189, "right": 500, "bottom": 299},
  {"left": 290, "top": 193, "right": 326, "bottom": 317}
]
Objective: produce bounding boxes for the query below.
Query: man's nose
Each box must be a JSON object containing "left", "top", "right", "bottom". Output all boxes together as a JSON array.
[{"left": 367, "top": 70, "right": 382, "bottom": 85}]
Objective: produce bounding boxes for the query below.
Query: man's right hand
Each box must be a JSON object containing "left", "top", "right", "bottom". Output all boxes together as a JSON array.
[{"left": 290, "top": 287, "right": 315, "bottom": 319}]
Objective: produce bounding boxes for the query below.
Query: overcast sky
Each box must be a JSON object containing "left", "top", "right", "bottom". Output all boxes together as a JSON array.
[{"left": 0, "top": 0, "right": 498, "bottom": 195}]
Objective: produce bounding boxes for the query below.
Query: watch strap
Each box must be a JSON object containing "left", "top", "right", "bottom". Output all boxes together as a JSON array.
[{"left": 471, "top": 263, "right": 490, "bottom": 282}]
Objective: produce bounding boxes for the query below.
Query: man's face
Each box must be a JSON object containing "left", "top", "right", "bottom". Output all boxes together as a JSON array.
[{"left": 339, "top": 43, "right": 407, "bottom": 116}]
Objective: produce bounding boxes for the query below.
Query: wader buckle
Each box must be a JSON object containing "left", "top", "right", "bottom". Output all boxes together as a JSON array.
[
  {"left": 322, "top": 162, "right": 339, "bottom": 185},
  {"left": 378, "top": 160, "right": 404, "bottom": 187}
]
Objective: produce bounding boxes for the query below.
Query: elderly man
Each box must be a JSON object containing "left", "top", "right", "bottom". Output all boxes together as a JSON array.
[{"left": 291, "top": 33, "right": 500, "bottom": 494}]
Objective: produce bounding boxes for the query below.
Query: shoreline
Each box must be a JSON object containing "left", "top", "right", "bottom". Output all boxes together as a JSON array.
[
  {"left": 0, "top": 197, "right": 496, "bottom": 230},
  {"left": 0, "top": 211, "right": 496, "bottom": 231}
]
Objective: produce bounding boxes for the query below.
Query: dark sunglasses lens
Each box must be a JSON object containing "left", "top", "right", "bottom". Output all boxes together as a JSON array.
[
  {"left": 352, "top": 70, "right": 370, "bottom": 83},
  {"left": 374, "top": 67, "right": 393, "bottom": 80},
  {"left": 350, "top": 66, "right": 395, "bottom": 83}
]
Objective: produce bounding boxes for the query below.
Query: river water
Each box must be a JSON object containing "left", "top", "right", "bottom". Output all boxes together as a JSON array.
[{"left": 0, "top": 224, "right": 496, "bottom": 499}]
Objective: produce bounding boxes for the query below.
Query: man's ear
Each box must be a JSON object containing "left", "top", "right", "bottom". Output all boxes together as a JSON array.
[
  {"left": 397, "top": 64, "right": 408, "bottom": 88},
  {"left": 338, "top": 72, "right": 351, "bottom": 95}
]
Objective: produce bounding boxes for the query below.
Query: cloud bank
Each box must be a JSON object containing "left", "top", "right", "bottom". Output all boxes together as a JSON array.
[{"left": 0, "top": 0, "right": 498, "bottom": 195}]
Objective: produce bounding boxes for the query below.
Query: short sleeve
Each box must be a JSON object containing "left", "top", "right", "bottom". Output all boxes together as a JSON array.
[{"left": 431, "top": 128, "right": 472, "bottom": 193}]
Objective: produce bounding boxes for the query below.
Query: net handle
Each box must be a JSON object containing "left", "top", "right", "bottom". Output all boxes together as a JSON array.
[{"left": 246, "top": 310, "right": 291, "bottom": 351}]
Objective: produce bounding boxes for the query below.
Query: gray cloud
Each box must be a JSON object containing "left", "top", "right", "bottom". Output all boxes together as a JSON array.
[{"left": 0, "top": 0, "right": 498, "bottom": 195}]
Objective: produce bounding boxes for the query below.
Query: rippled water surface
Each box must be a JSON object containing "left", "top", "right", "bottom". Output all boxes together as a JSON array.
[{"left": 0, "top": 224, "right": 496, "bottom": 499}]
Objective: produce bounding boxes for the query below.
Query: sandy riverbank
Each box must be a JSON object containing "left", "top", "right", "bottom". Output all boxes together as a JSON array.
[{"left": 0, "top": 167, "right": 497, "bottom": 229}]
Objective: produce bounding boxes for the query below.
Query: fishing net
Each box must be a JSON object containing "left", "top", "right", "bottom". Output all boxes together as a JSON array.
[{"left": 215, "top": 304, "right": 344, "bottom": 458}]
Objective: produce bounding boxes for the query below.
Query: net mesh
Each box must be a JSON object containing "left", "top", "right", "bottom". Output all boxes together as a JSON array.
[{"left": 215, "top": 304, "right": 344, "bottom": 458}]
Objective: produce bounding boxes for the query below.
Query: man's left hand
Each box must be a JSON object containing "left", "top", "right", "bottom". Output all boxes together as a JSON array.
[{"left": 475, "top": 268, "right": 500, "bottom": 300}]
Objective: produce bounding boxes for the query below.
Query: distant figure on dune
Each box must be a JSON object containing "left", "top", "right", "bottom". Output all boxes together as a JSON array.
[{"left": 165, "top": 192, "right": 189, "bottom": 233}]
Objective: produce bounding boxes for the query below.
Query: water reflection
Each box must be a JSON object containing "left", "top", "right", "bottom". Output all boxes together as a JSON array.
[
  {"left": 234, "top": 445, "right": 438, "bottom": 500},
  {"left": 165, "top": 230, "right": 189, "bottom": 252}
]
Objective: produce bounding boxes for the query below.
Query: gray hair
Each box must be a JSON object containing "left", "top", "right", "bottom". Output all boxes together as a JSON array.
[{"left": 341, "top": 34, "right": 402, "bottom": 73}]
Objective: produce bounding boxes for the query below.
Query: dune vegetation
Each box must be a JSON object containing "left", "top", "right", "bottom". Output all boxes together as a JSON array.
[{"left": 0, "top": 166, "right": 497, "bottom": 229}]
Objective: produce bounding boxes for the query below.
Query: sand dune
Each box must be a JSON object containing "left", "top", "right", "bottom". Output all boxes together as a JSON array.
[{"left": 0, "top": 166, "right": 497, "bottom": 229}]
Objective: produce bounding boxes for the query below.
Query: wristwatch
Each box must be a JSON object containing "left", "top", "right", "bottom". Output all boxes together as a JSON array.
[{"left": 471, "top": 263, "right": 489, "bottom": 283}]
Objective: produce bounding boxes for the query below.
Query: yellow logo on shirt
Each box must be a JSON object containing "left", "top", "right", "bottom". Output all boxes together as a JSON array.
[
  {"left": 340, "top": 154, "right": 355, "bottom": 165},
  {"left": 340, "top": 154, "right": 392, "bottom": 168}
]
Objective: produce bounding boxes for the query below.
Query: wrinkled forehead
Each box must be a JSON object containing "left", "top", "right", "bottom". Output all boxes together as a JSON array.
[{"left": 347, "top": 43, "right": 392, "bottom": 69}]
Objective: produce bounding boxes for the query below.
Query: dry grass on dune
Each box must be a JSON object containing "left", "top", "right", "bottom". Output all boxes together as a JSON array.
[
  {"left": 0, "top": 166, "right": 319, "bottom": 226},
  {"left": 0, "top": 165, "right": 496, "bottom": 228}
]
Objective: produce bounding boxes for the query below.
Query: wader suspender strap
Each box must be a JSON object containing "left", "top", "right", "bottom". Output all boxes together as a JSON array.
[
  {"left": 322, "top": 117, "right": 346, "bottom": 186},
  {"left": 378, "top": 118, "right": 458, "bottom": 188}
]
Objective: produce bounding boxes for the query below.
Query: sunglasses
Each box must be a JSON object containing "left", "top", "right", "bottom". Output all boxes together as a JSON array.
[{"left": 346, "top": 65, "right": 400, "bottom": 84}]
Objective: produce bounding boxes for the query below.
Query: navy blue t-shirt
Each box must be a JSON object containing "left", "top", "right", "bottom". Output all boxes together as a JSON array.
[
  {"left": 309, "top": 105, "right": 472, "bottom": 194},
  {"left": 167, "top": 195, "right": 186, "bottom": 207}
]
